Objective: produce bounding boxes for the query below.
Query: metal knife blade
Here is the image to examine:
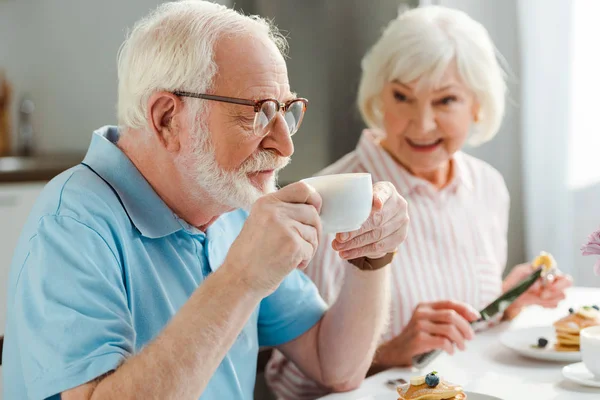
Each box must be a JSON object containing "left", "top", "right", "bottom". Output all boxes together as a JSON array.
[{"left": 411, "top": 267, "right": 544, "bottom": 370}]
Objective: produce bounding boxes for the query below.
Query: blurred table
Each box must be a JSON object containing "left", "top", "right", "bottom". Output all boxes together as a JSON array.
[
  {"left": 0, "top": 153, "right": 83, "bottom": 183},
  {"left": 319, "top": 287, "right": 600, "bottom": 400}
]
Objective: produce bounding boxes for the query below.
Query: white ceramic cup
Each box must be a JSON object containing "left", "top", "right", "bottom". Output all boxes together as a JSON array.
[
  {"left": 301, "top": 173, "right": 373, "bottom": 234},
  {"left": 581, "top": 325, "right": 600, "bottom": 377}
]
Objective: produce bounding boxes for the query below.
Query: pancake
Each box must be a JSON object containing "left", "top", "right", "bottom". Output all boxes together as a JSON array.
[
  {"left": 556, "top": 338, "right": 580, "bottom": 347},
  {"left": 397, "top": 377, "right": 466, "bottom": 400},
  {"left": 554, "top": 343, "right": 580, "bottom": 352},
  {"left": 531, "top": 251, "right": 558, "bottom": 284},
  {"left": 556, "top": 332, "right": 580, "bottom": 345},
  {"left": 554, "top": 311, "right": 600, "bottom": 334},
  {"left": 532, "top": 251, "right": 556, "bottom": 271},
  {"left": 556, "top": 339, "right": 580, "bottom": 347},
  {"left": 553, "top": 306, "right": 600, "bottom": 351},
  {"left": 556, "top": 331, "right": 580, "bottom": 339}
]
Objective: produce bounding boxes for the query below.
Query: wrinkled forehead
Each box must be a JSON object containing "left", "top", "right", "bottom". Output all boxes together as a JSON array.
[{"left": 212, "top": 31, "right": 291, "bottom": 100}]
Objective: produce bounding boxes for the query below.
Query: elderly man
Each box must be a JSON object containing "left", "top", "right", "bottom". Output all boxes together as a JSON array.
[{"left": 2, "top": 1, "right": 409, "bottom": 399}]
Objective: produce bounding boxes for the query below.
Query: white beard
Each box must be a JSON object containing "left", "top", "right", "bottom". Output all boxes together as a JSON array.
[{"left": 178, "top": 122, "right": 290, "bottom": 209}]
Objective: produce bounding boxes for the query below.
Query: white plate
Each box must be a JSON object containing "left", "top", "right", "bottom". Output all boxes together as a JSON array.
[
  {"left": 562, "top": 362, "right": 600, "bottom": 388},
  {"left": 356, "top": 391, "right": 502, "bottom": 399},
  {"left": 500, "top": 326, "right": 581, "bottom": 362}
]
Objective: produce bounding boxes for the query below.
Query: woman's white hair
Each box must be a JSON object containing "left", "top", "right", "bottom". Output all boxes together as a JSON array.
[
  {"left": 117, "top": 0, "right": 288, "bottom": 130},
  {"left": 357, "top": 6, "right": 508, "bottom": 146}
]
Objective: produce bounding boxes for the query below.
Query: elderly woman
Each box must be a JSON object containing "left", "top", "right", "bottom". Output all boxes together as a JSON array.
[{"left": 265, "top": 5, "right": 572, "bottom": 399}]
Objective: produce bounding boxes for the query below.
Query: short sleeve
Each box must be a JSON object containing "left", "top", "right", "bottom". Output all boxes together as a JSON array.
[
  {"left": 257, "top": 269, "right": 327, "bottom": 347},
  {"left": 13, "top": 215, "right": 134, "bottom": 400}
]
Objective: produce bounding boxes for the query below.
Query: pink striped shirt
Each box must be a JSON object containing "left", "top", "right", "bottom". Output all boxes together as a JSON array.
[{"left": 265, "top": 129, "right": 510, "bottom": 400}]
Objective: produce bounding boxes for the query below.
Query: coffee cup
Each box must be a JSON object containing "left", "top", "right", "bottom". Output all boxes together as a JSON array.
[
  {"left": 301, "top": 173, "right": 372, "bottom": 234},
  {"left": 580, "top": 325, "right": 600, "bottom": 377}
]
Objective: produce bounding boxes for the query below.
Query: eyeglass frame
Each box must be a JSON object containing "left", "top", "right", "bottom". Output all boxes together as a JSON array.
[{"left": 172, "top": 90, "right": 309, "bottom": 135}]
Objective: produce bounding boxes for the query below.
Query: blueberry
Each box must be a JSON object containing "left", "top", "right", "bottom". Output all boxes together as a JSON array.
[
  {"left": 593, "top": 305, "right": 599, "bottom": 311},
  {"left": 425, "top": 372, "right": 440, "bottom": 388},
  {"left": 537, "top": 337, "right": 548, "bottom": 348},
  {"left": 569, "top": 307, "right": 574, "bottom": 314}
]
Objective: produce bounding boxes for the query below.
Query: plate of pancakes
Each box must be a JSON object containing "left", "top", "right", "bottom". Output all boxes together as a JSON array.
[
  {"left": 357, "top": 392, "right": 501, "bottom": 400},
  {"left": 500, "top": 305, "right": 600, "bottom": 362},
  {"left": 372, "top": 371, "right": 503, "bottom": 400}
]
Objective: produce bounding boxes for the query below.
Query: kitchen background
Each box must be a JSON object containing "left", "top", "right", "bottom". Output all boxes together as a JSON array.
[{"left": 1, "top": 0, "right": 599, "bottom": 396}]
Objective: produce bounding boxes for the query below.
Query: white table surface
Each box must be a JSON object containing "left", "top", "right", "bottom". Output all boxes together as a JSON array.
[{"left": 319, "top": 287, "right": 600, "bottom": 400}]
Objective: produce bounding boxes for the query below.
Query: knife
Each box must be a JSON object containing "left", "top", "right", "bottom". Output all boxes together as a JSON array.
[{"left": 411, "top": 266, "right": 544, "bottom": 369}]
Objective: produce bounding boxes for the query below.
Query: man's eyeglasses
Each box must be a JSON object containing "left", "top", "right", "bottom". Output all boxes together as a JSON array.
[{"left": 173, "top": 91, "right": 308, "bottom": 137}]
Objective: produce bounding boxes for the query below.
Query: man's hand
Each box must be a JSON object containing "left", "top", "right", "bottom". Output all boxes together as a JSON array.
[
  {"left": 225, "top": 182, "right": 322, "bottom": 294},
  {"left": 331, "top": 181, "right": 409, "bottom": 260}
]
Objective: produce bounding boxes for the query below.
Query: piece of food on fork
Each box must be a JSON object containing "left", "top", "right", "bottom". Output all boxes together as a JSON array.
[{"left": 531, "top": 251, "right": 558, "bottom": 285}]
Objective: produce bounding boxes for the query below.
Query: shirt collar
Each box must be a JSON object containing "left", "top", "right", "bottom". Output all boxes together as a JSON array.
[
  {"left": 355, "top": 129, "right": 473, "bottom": 195},
  {"left": 82, "top": 125, "right": 186, "bottom": 239},
  {"left": 448, "top": 151, "right": 474, "bottom": 192}
]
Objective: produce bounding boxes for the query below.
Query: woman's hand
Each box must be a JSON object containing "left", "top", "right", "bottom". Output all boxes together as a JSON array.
[
  {"left": 372, "top": 300, "right": 480, "bottom": 368},
  {"left": 503, "top": 263, "right": 573, "bottom": 320}
]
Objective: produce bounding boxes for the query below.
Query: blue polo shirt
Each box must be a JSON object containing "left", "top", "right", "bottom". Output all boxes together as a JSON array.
[{"left": 2, "top": 126, "right": 327, "bottom": 400}]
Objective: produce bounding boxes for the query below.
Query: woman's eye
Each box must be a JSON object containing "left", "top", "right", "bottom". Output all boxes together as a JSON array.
[
  {"left": 393, "top": 90, "right": 408, "bottom": 102},
  {"left": 437, "top": 96, "right": 458, "bottom": 105}
]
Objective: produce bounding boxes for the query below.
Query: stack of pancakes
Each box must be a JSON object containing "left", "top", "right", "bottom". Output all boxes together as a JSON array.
[
  {"left": 553, "top": 306, "right": 600, "bottom": 351},
  {"left": 397, "top": 379, "right": 466, "bottom": 400}
]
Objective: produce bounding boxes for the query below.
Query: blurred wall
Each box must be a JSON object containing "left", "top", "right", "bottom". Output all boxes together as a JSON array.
[
  {"left": 573, "top": 185, "right": 600, "bottom": 285},
  {"left": 569, "top": 0, "right": 600, "bottom": 286},
  {"left": 0, "top": 0, "right": 231, "bottom": 154},
  {"left": 430, "top": 0, "right": 526, "bottom": 272}
]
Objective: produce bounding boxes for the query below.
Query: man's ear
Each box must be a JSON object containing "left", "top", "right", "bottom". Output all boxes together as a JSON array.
[{"left": 146, "top": 91, "right": 185, "bottom": 152}]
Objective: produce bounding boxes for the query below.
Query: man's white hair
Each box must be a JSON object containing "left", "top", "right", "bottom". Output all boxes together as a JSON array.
[
  {"left": 357, "top": 6, "right": 508, "bottom": 146},
  {"left": 117, "top": 0, "right": 288, "bottom": 130}
]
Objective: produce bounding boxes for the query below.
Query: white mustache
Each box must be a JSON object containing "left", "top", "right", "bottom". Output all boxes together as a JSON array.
[{"left": 240, "top": 151, "right": 290, "bottom": 173}]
